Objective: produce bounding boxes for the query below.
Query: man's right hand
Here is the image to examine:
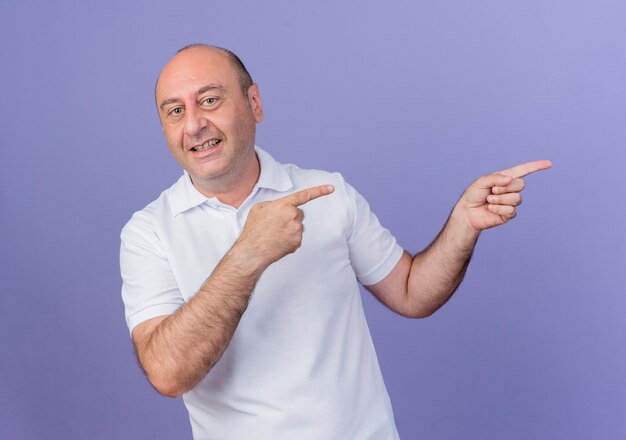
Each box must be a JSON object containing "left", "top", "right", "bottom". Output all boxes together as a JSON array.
[
  {"left": 234, "top": 184, "right": 335, "bottom": 269},
  {"left": 132, "top": 185, "right": 334, "bottom": 397}
]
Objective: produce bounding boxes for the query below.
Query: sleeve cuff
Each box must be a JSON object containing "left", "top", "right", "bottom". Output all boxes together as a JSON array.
[
  {"left": 357, "top": 244, "right": 404, "bottom": 286},
  {"left": 126, "top": 303, "right": 182, "bottom": 336}
]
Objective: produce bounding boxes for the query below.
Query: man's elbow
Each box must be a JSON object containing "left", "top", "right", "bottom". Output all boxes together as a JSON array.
[
  {"left": 152, "top": 384, "right": 185, "bottom": 399},
  {"left": 136, "top": 346, "right": 211, "bottom": 398},
  {"left": 400, "top": 307, "right": 436, "bottom": 319},
  {"left": 135, "top": 347, "right": 193, "bottom": 397},
  {"left": 138, "top": 359, "right": 193, "bottom": 398},
  {"left": 402, "top": 285, "right": 457, "bottom": 318},
  {"left": 400, "top": 299, "right": 439, "bottom": 319},
  {"left": 143, "top": 367, "right": 190, "bottom": 398}
]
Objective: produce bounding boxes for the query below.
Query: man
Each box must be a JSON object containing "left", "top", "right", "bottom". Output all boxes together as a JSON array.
[{"left": 120, "top": 44, "right": 551, "bottom": 439}]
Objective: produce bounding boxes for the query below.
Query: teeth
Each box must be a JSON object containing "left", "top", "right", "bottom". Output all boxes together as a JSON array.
[{"left": 193, "top": 139, "right": 220, "bottom": 152}]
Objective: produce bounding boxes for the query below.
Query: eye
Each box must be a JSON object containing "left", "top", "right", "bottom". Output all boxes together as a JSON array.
[
  {"left": 168, "top": 107, "right": 184, "bottom": 117},
  {"left": 202, "top": 97, "right": 218, "bottom": 105}
]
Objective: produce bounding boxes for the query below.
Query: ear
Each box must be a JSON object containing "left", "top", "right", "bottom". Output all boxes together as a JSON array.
[{"left": 246, "top": 83, "right": 264, "bottom": 123}]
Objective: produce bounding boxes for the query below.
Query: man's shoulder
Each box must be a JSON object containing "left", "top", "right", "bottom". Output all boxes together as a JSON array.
[
  {"left": 279, "top": 160, "right": 349, "bottom": 191},
  {"left": 120, "top": 175, "right": 186, "bottom": 240},
  {"left": 281, "top": 161, "right": 369, "bottom": 211}
]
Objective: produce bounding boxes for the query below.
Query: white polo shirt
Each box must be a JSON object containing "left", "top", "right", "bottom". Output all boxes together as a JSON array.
[{"left": 120, "top": 147, "right": 404, "bottom": 440}]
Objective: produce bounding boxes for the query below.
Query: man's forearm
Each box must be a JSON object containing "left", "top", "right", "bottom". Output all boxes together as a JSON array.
[
  {"left": 134, "top": 185, "right": 334, "bottom": 397},
  {"left": 406, "top": 205, "right": 480, "bottom": 316},
  {"left": 369, "top": 161, "right": 550, "bottom": 318},
  {"left": 138, "top": 244, "right": 265, "bottom": 397}
]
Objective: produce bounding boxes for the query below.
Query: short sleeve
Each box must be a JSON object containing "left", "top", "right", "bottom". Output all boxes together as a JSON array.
[
  {"left": 120, "top": 212, "right": 184, "bottom": 335},
  {"left": 344, "top": 181, "right": 404, "bottom": 286}
]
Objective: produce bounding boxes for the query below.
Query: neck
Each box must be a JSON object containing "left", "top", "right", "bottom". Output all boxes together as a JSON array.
[{"left": 191, "top": 150, "right": 260, "bottom": 209}]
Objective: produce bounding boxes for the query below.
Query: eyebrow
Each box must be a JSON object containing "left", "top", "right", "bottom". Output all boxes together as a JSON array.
[{"left": 159, "top": 84, "right": 225, "bottom": 110}]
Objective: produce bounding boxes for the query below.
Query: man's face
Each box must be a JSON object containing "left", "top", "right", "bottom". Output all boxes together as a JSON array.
[{"left": 155, "top": 47, "right": 263, "bottom": 188}]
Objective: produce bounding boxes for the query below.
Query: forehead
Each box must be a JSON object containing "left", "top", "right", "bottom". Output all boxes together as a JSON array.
[{"left": 156, "top": 47, "right": 238, "bottom": 101}]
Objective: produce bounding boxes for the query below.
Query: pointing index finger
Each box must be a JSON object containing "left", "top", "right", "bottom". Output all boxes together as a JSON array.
[
  {"left": 499, "top": 160, "right": 553, "bottom": 179},
  {"left": 280, "top": 184, "right": 335, "bottom": 207}
]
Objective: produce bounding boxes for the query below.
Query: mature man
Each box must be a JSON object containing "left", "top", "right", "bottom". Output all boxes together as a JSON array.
[{"left": 120, "top": 44, "right": 551, "bottom": 439}]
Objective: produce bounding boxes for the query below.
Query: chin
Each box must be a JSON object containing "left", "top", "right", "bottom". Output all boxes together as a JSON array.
[{"left": 192, "top": 163, "right": 232, "bottom": 181}]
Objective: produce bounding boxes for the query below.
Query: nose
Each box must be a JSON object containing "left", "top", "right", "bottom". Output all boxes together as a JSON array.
[{"left": 183, "top": 105, "right": 209, "bottom": 137}]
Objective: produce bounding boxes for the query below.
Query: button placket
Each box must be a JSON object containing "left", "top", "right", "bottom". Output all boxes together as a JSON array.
[{"left": 233, "top": 210, "right": 244, "bottom": 234}]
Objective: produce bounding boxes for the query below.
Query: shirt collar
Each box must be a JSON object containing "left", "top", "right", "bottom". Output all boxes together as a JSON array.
[{"left": 169, "top": 146, "right": 293, "bottom": 217}]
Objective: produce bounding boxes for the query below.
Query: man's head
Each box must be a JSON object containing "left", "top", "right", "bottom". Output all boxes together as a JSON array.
[
  {"left": 158, "top": 44, "right": 254, "bottom": 100},
  {"left": 155, "top": 45, "right": 263, "bottom": 193}
]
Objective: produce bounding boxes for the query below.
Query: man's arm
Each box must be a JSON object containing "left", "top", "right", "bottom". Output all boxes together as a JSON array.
[
  {"left": 131, "top": 185, "right": 335, "bottom": 397},
  {"left": 367, "top": 160, "right": 552, "bottom": 318}
]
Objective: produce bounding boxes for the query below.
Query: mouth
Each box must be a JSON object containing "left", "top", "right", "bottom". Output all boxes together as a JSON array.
[{"left": 190, "top": 139, "right": 222, "bottom": 152}]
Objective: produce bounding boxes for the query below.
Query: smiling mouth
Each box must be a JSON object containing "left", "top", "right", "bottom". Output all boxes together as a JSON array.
[{"left": 191, "top": 139, "right": 221, "bottom": 152}]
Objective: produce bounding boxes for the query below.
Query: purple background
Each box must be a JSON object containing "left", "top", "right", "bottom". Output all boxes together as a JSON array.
[{"left": 1, "top": 1, "right": 625, "bottom": 438}]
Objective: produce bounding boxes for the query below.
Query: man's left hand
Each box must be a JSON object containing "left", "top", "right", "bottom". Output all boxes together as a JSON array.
[{"left": 457, "top": 160, "right": 553, "bottom": 233}]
